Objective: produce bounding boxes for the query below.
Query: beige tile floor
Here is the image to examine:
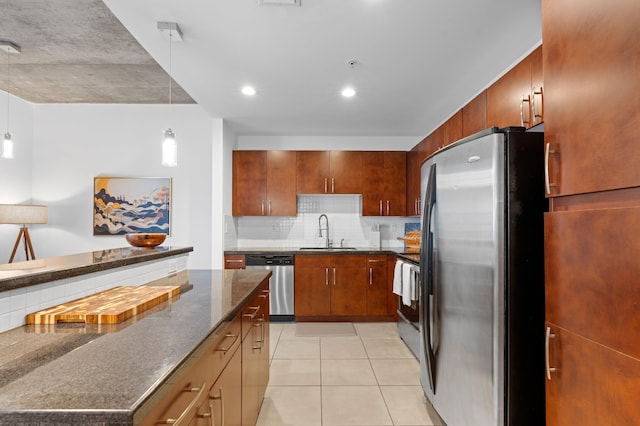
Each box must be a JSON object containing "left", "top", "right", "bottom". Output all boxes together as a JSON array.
[{"left": 257, "top": 322, "right": 444, "bottom": 426}]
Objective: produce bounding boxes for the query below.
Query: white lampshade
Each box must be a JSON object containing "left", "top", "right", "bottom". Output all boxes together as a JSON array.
[
  {"left": 0, "top": 204, "right": 48, "bottom": 224},
  {"left": 162, "top": 129, "right": 178, "bottom": 167},
  {"left": 1, "top": 132, "right": 13, "bottom": 159}
]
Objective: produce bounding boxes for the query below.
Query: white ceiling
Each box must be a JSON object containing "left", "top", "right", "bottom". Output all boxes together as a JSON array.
[
  {"left": 103, "top": 0, "right": 541, "bottom": 137},
  {"left": 10, "top": 0, "right": 541, "bottom": 138}
]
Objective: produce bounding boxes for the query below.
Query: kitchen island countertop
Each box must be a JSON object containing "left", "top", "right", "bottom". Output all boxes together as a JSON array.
[
  {"left": 0, "top": 269, "right": 271, "bottom": 425},
  {"left": 0, "top": 246, "right": 194, "bottom": 293}
]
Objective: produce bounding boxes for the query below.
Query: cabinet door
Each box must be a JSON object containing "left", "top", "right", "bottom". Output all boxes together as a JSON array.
[
  {"left": 405, "top": 148, "right": 421, "bottom": 216},
  {"left": 545, "top": 207, "right": 640, "bottom": 359},
  {"left": 207, "top": 347, "right": 242, "bottom": 426},
  {"left": 366, "top": 256, "right": 387, "bottom": 316},
  {"left": 545, "top": 324, "right": 640, "bottom": 425},
  {"left": 462, "top": 90, "right": 487, "bottom": 138},
  {"left": 362, "top": 152, "right": 386, "bottom": 216},
  {"left": 330, "top": 255, "right": 366, "bottom": 316},
  {"left": 530, "top": 46, "right": 543, "bottom": 126},
  {"left": 384, "top": 151, "right": 406, "bottom": 216},
  {"left": 257, "top": 287, "right": 270, "bottom": 402},
  {"left": 329, "top": 151, "right": 362, "bottom": 194},
  {"left": 296, "top": 151, "right": 330, "bottom": 194},
  {"left": 543, "top": 0, "right": 640, "bottom": 196},
  {"left": 266, "top": 151, "right": 297, "bottom": 216},
  {"left": 294, "top": 256, "right": 331, "bottom": 317},
  {"left": 487, "top": 54, "right": 533, "bottom": 129},
  {"left": 443, "top": 110, "right": 463, "bottom": 146},
  {"left": 233, "top": 151, "right": 267, "bottom": 216},
  {"left": 241, "top": 327, "right": 260, "bottom": 426}
]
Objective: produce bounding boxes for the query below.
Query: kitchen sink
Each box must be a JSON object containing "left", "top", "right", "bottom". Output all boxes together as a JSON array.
[{"left": 298, "top": 247, "right": 357, "bottom": 250}]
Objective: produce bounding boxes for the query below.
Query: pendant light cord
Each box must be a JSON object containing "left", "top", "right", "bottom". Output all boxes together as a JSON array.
[
  {"left": 168, "top": 30, "right": 172, "bottom": 122},
  {"left": 5, "top": 47, "right": 9, "bottom": 133}
]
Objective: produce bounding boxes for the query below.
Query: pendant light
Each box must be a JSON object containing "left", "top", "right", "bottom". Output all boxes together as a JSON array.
[
  {"left": 157, "top": 22, "right": 182, "bottom": 167},
  {"left": 1, "top": 39, "right": 20, "bottom": 160}
]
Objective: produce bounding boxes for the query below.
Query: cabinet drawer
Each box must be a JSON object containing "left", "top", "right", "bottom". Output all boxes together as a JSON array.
[
  {"left": 242, "top": 282, "right": 269, "bottom": 339},
  {"left": 139, "top": 349, "right": 210, "bottom": 426},
  {"left": 295, "top": 254, "right": 331, "bottom": 267},
  {"left": 331, "top": 254, "right": 366, "bottom": 267},
  {"left": 545, "top": 207, "right": 640, "bottom": 358},
  {"left": 209, "top": 313, "right": 242, "bottom": 383},
  {"left": 224, "top": 254, "right": 246, "bottom": 269}
]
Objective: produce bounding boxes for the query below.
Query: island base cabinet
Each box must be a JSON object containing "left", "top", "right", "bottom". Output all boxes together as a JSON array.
[
  {"left": 242, "top": 283, "right": 270, "bottom": 426},
  {"left": 545, "top": 324, "right": 640, "bottom": 425},
  {"left": 205, "top": 346, "right": 242, "bottom": 426}
]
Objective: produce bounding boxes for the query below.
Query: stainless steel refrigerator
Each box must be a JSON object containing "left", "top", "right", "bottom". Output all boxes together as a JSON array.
[{"left": 419, "top": 127, "right": 545, "bottom": 425}]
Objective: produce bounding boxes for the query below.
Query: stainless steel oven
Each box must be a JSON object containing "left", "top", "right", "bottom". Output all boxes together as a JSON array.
[{"left": 396, "top": 261, "right": 420, "bottom": 359}]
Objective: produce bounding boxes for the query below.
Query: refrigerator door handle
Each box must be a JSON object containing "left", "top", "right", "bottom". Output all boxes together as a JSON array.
[{"left": 420, "top": 163, "right": 438, "bottom": 393}]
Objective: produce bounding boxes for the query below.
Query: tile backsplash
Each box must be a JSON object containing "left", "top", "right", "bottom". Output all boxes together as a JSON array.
[{"left": 231, "top": 195, "right": 414, "bottom": 248}]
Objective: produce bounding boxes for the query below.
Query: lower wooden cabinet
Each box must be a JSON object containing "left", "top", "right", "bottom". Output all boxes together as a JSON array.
[
  {"left": 241, "top": 283, "right": 270, "bottom": 426},
  {"left": 295, "top": 254, "right": 395, "bottom": 321},
  {"left": 140, "top": 279, "right": 270, "bottom": 426},
  {"left": 366, "top": 255, "right": 387, "bottom": 316},
  {"left": 545, "top": 323, "right": 640, "bottom": 425}
]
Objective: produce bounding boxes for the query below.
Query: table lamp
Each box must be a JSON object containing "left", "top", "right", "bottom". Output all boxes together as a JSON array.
[{"left": 0, "top": 204, "right": 48, "bottom": 263}]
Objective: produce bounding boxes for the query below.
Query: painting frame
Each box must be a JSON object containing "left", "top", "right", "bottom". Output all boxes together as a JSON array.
[{"left": 93, "top": 176, "right": 172, "bottom": 236}]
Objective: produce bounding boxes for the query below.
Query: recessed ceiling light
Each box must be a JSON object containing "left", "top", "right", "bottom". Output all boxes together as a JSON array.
[
  {"left": 341, "top": 87, "right": 356, "bottom": 98},
  {"left": 241, "top": 86, "right": 257, "bottom": 96}
]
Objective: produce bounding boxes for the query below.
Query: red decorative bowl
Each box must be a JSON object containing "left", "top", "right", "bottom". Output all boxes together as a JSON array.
[{"left": 125, "top": 233, "right": 166, "bottom": 248}]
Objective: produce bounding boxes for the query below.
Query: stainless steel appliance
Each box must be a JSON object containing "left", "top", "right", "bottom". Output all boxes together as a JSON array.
[
  {"left": 396, "top": 261, "right": 420, "bottom": 359},
  {"left": 245, "top": 254, "right": 294, "bottom": 321},
  {"left": 419, "top": 127, "right": 545, "bottom": 425}
]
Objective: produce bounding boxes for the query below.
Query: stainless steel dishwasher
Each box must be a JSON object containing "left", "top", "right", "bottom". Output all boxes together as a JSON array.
[{"left": 245, "top": 254, "right": 294, "bottom": 321}]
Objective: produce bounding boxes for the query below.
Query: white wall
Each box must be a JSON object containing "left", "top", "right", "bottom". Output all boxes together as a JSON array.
[
  {"left": 27, "top": 103, "right": 216, "bottom": 268},
  {"left": 0, "top": 92, "right": 35, "bottom": 262},
  {"left": 238, "top": 135, "right": 419, "bottom": 151}
]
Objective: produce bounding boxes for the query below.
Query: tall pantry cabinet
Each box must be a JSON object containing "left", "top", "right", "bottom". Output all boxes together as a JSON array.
[{"left": 542, "top": 0, "right": 640, "bottom": 423}]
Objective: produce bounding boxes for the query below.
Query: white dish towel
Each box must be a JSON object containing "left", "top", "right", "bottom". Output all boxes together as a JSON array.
[
  {"left": 402, "top": 262, "right": 414, "bottom": 306},
  {"left": 392, "top": 260, "right": 403, "bottom": 296}
]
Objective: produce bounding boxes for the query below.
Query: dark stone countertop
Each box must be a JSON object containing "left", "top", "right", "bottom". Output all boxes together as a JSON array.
[
  {"left": 0, "top": 246, "right": 194, "bottom": 293},
  {"left": 0, "top": 269, "right": 271, "bottom": 425},
  {"left": 225, "top": 246, "right": 421, "bottom": 265}
]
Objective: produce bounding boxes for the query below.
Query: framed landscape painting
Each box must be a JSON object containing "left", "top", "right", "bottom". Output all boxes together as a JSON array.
[{"left": 93, "top": 177, "right": 171, "bottom": 236}]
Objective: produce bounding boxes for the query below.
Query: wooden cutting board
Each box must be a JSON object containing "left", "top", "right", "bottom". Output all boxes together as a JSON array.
[{"left": 26, "top": 285, "right": 181, "bottom": 325}]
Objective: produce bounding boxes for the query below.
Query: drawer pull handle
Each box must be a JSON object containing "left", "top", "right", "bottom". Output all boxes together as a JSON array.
[
  {"left": 545, "top": 326, "right": 557, "bottom": 380},
  {"left": 532, "top": 86, "right": 543, "bottom": 121},
  {"left": 545, "top": 143, "right": 558, "bottom": 195},
  {"left": 225, "top": 259, "right": 244, "bottom": 263},
  {"left": 243, "top": 305, "right": 260, "bottom": 320},
  {"left": 520, "top": 94, "right": 531, "bottom": 127},
  {"left": 215, "top": 333, "right": 239, "bottom": 354},
  {"left": 162, "top": 382, "right": 207, "bottom": 425},
  {"left": 210, "top": 387, "right": 225, "bottom": 426}
]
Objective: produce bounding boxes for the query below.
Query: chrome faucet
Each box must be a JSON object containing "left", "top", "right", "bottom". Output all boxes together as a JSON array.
[{"left": 318, "top": 214, "right": 330, "bottom": 248}]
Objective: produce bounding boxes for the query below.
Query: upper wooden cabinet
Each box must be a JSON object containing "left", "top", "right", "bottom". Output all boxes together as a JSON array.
[
  {"left": 543, "top": 0, "right": 640, "bottom": 197},
  {"left": 486, "top": 46, "right": 543, "bottom": 129},
  {"left": 362, "top": 151, "right": 406, "bottom": 216},
  {"left": 462, "top": 90, "right": 487, "bottom": 138},
  {"left": 405, "top": 147, "right": 421, "bottom": 216},
  {"left": 443, "top": 110, "right": 463, "bottom": 147},
  {"left": 297, "top": 151, "right": 363, "bottom": 194},
  {"left": 232, "top": 150, "right": 297, "bottom": 216}
]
